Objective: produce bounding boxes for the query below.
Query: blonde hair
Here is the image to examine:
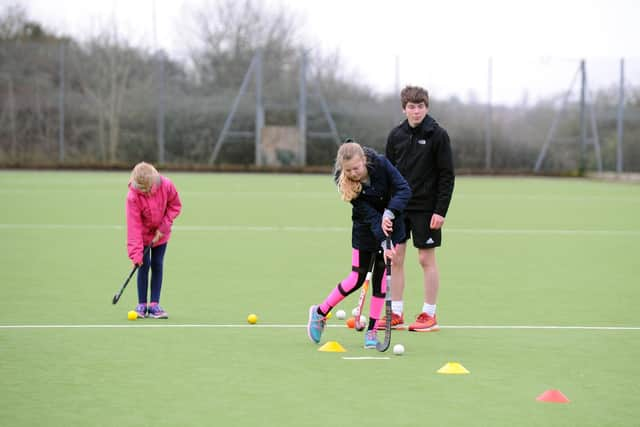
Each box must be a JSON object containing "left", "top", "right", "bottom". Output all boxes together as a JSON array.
[
  {"left": 335, "top": 142, "right": 366, "bottom": 202},
  {"left": 130, "top": 162, "right": 159, "bottom": 192}
]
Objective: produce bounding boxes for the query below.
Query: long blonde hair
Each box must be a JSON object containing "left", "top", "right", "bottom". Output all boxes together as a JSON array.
[
  {"left": 335, "top": 142, "right": 366, "bottom": 202},
  {"left": 130, "top": 162, "right": 159, "bottom": 192}
]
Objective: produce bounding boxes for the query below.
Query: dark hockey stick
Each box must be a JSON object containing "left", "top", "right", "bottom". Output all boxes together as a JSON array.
[
  {"left": 112, "top": 245, "right": 152, "bottom": 305},
  {"left": 376, "top": 237, "right": 393, "bottom": 352}
]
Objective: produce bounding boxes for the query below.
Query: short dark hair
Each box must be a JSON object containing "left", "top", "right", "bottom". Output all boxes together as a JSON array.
[{"left": 400, "top": 86, "right": 429, "bottom": 109}]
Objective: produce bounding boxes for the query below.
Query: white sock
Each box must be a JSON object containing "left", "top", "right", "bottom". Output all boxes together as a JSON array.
[
  {"left": 423, "top": 303, "right": 436, "bottom": 317},
  {"left": 391, "top": 301, "right": 403, "bottom": 316}
]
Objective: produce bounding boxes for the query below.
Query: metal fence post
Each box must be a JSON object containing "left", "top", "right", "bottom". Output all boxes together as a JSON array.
[
  {"left": 156, "top": 50, "right": 166, "bottom": 164},
  {"left": 485, "top": 57, "right": 493, "bottom": 170},
  {"left": 298, "top": 50, "right": 307, "bottom": 166},
  {"left": 617, "top": 58, "right": 625, "bottom": 174},
  {"left": 254, "top": 49, "right": 264, "bottom": 166},
  {"left": 58, "top": 42, "right": 65, "bottom": 162},
  {"left": 579, "top": 59, "right": 587, "bottom": 174}
]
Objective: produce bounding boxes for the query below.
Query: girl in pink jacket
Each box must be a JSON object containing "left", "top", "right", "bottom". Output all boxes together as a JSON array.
[{"left": 126, "top": 162, "right": 182, "bottom": 319}]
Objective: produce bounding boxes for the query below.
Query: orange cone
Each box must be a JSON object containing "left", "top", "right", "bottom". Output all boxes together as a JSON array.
[{"left": 536, "top": 389, "right": 570, "bottom": 403}]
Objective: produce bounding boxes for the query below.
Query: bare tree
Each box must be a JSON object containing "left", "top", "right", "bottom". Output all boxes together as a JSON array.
[
  {"left": 70, "top": 32, "right": 152, "bottom": 163},
  {"left": 0, "top": 3, "right": 58, "bottom": 42},
  {"left": 0, "top": 3, "right": 28, "bottom": 40},
  {"left": 0, "top": 3, "right": 62, "bottom": 162},
  {"left": 187, "top": 0, "right": 302, "bottom": 91}
]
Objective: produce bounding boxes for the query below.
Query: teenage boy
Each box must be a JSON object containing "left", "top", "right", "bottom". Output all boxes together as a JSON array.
[{"left": 383, "top": 85, "right": 455, "bottom": 332}]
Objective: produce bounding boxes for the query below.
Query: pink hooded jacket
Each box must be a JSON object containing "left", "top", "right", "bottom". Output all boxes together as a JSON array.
[{"left": 126, "top": 175, "right": 182, "bottom": 265}]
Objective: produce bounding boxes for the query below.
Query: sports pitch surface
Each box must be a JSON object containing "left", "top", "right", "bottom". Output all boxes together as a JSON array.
[{"left": 1, "top": 171, "right": 639, "bottom": 426}]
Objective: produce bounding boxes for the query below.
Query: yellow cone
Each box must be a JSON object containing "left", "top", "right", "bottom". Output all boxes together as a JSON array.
[
  {"left": 318, "top": 341, "right": 347, "bottom": 352},
  {"left": 437, "top": 362, "right": 470, "bottom": 374}
]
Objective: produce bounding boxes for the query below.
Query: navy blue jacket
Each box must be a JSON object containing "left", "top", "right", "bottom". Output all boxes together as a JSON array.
[{"left": 337, "top": 147, "right": 412, "bottom": 251}]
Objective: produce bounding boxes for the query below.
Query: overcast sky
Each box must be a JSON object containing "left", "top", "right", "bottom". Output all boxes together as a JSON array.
[{"left": 20, "top": 0, "right": 640, "bottom": 104}]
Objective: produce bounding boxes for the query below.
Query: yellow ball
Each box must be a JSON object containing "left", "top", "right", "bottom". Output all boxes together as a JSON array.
[
  {"left": 247, "top": 314, "right": 258, "bottom": 324},
  {"left": 127, "top": 310, "right": 137, "bottom": 321}
]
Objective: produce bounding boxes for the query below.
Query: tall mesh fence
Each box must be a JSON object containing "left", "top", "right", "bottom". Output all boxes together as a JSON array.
[{"left": 1, "top": 41, "right": 639, "bottom": 173}]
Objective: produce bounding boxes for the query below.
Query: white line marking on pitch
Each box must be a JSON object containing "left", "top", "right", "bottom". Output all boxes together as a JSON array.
[
  {"left": 1, "top": 324, "right": 639, "bottom": 330},
  {"left": 342, "top": 357, "right": 391, "bottom": 360},
  {"left": 0, "top": 324, "right": 303, "bottom": 329},
  {"left": 1, "top": 224, "right": 639, "bottom": 236}
]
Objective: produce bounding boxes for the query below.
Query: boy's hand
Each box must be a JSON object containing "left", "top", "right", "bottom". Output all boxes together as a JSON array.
[{"left": 430, "top": 213, "right": 445, "bottom": 230}]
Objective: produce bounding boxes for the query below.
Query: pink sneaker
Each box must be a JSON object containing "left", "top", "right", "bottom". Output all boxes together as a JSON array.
[
  {"left": 135, "top": 303, "right": 148, "bottom": 318},
  {"left": 148, "top": 303, "right": 168, "bottom": 319}
]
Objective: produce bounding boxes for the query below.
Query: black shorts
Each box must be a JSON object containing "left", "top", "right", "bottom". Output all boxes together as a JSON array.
[{"left": 400, "top": 211, "right": 442, "bottom": 249}]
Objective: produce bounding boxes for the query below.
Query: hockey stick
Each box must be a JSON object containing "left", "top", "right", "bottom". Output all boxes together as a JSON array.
[
  {"left": 112, "top": 245, "right": 152, "bottom": 305},
  {"left": 354, "top": 256, "right": 376, "bottom": 331},
  {"left": 376, "top": 237, "right": 393, "bottom": 352}
]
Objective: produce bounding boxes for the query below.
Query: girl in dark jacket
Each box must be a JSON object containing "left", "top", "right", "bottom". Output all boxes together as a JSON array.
[{"left": 307, "top": 141, "right": 411, "bottom": 348}]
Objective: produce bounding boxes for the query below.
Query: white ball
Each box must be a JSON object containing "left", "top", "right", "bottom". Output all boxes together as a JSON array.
[
  {"left": 393, "top": 344, "right": 405, "bottom": 355},
  {"left": 351, "top": 307, "right": 359, "bottom": 316},
  {"left": 335, "top": 309, "right": 346, "bottom": 320}
]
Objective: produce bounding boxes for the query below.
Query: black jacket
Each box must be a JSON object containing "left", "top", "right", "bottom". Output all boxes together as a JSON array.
[
  {"left": 336, "top": 147, "right": 412, "bottom": 251},
  {"left": 385, "top": 115, "right": 455, "bottom": 216}
]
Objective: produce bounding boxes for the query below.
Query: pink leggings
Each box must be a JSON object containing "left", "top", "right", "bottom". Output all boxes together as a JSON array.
[{"left": 318, "top": 249, "right": 387, "bottom": 320}]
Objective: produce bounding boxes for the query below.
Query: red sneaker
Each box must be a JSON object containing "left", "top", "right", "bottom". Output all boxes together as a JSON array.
[
  {"left": 408, "top": 312, "right": 439, "bottom": 332},
  {"left": 376, "top": 313, "right": 405, "bottom": 330}
]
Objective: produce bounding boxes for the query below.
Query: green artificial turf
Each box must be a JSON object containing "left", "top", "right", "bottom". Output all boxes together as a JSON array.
[{"left": 1, "top": 171, "right": 639, "bottom": 426}]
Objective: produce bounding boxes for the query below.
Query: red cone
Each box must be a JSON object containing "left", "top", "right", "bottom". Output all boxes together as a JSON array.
[{"left": 536, "top": 389, "right": 570, "bottom": 403}]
